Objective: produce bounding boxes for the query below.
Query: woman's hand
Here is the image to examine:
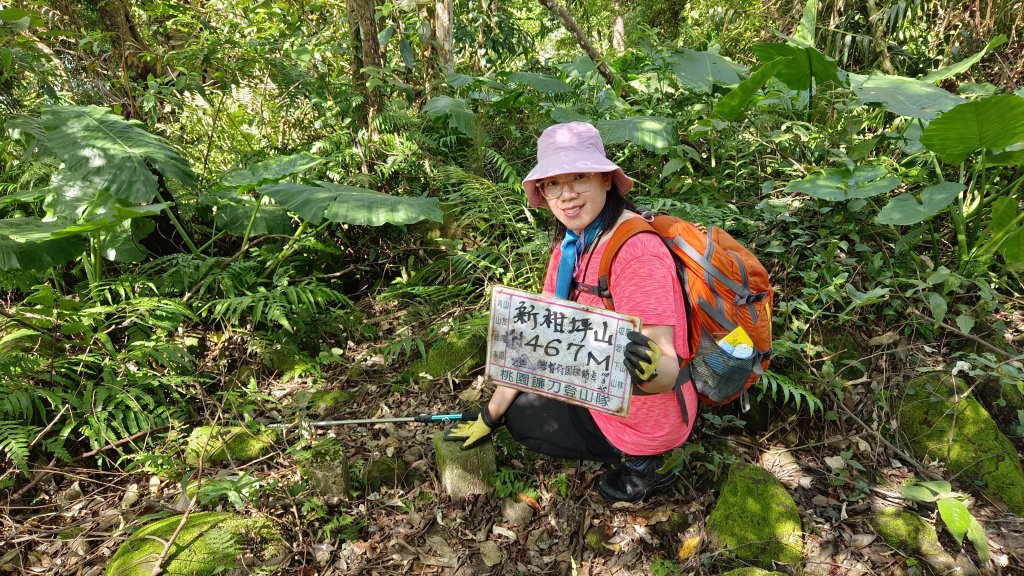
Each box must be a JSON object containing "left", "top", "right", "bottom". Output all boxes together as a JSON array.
[{"left": 624, "top": 325, "right": 677, "bottom": 394}]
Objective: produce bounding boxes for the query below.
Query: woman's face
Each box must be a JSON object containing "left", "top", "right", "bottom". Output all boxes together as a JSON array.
[{"left": 541, "top": 172, "right": 612, "bottom": 233}]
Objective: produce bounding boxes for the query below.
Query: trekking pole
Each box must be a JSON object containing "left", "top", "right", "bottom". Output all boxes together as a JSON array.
[{"left": 269, "top": 412, "right": 473, "bottom": 429}]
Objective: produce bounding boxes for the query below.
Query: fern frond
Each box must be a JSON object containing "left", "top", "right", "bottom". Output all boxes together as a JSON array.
[
  {"left": 756, "top": 370, "right": 824, "bottom": 416},
  {"left": 0, "top": 420, "right": 38, "bottom": 473}
]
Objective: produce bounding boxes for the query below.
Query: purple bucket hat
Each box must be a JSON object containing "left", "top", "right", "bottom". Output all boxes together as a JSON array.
[{"left": 522, "top": 122, "right": 634, "bottom": 208}]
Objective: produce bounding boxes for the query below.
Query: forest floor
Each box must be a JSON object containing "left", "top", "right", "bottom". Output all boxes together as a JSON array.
[{"left": 3, "top": 336, "right": 1024, "bottom": 576}]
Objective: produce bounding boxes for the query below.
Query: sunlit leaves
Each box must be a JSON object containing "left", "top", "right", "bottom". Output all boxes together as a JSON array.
[
  {"left": 260, "top": 182, "right": 442, "bottom": 226},
  {"left": 752, "top": 43, "right": 841, "bottom": 92},
  {"left": 921, "top": 94, "right": 1024, "bottom": 164},
  {"left": 989, "top": 196, "right": 1024, "bottom": 263},
  {"left": 423, "top": 96, "right": 475, "bottom": 136},
  {"left": 875, "top": 181, "right": 965, "bottom": 225},
  {"left": 921, "top": 35, "right": 1007, "bottom": 83},
  {"left": 596, "top": 116, "right": 678, "bottom": 152},
  {"left": 785, "top": 165, "right": 900, "bottom": 201},
  {"left": 849, "top": 73, "right": 964, "bottom": 120},
  {"left": 221, "top": 153, "right": 323, "bottom": 188},
  {"left": 42, "top": 105, "right": 195, "bottom": 206},
  {"left": 507, "top": 72, "right": 572, "bottom": 94},
  {"left": 661, "top": 48, "right": 744, "bottom": 92},
  {"left": 714, "top": 58, "right": 789, "bottom": 121}
]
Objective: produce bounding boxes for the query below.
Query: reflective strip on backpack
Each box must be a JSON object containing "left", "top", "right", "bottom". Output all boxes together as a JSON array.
[
  {"left": 673, "top": 235, "right": 751, "bottom": 299},
  {"left": 729, "top": 250, "right": 757, "bottom": 322},
  {"left": 698, "top": 298, "right": 737, "bottom": 332}
]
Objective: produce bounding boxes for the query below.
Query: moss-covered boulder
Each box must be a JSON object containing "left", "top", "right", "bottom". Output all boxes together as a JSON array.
[
  {"left": 105, "top": 512, "right": 287, "bottom": 576},
  {"left": 306, "top": 389, "right": 354, "bottom": 419},
  {"left": 185, "top": 426, "right": 278, "bottom": 467},
  {"left": 432, "top": 431, "right": 495, "bottom": 500},
  {"left": 706, "top": 463, "right": 803, "bottom": 569},
  {"left": 363, "top": 454, "right": 409, "bottom": 492},
  {"left": 898, "top": 373, "right": 1024, "bottom": 515},
  {"left": 807, "top": 326, "right": 866, "bottom": 383},
  {"left": 305, "top": 437, "right": 350, "bottom": 501},
  {"left": 721, "top": 569, "right": 787, "bottom": 576},
  {"left": 871, "top": 507, "right": 978, "bottom": 576},
  {"left": 405, "top": 332, "right": 486, "bottom": 384}
]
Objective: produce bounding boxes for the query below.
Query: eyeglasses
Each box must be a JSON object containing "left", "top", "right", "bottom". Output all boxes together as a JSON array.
[{"left": 538, "top": 173, "right": 598, "bottom": 200}]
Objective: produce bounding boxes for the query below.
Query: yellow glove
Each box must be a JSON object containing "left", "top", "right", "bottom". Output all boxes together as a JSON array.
[
  {"left": 624, "top": 330, "right": 661, "bottom": 390},
  {"left": 443, "top": 406, "right": 502, "bottom": 450}
]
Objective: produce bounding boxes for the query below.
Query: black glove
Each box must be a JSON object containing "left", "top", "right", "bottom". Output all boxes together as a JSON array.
[
  {"left": 624, "top": 330, "right": 661, "bottom": 391},
  {"left": 443, "top": 405, "right": 503, "bottom": 450}
]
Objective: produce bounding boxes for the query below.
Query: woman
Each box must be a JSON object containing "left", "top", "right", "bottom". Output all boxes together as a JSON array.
[{"left": 445, "top": 121, "right": 698, "bottom": 503}]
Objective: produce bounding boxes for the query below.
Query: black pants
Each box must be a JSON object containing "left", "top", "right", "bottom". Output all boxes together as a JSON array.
[{"left": 504, "top": 392, "right": 621, "bottom": 462}]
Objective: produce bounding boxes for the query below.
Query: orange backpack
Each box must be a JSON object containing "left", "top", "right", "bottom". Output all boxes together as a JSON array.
[{"left": 582, "top": 211, "right": 773, "bottom": 419}]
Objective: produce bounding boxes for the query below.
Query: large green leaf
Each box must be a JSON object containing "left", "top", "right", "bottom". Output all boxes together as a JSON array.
[
  {"left": 921, "top": 35, "right": 1007, "bottom": 83},
  {"left": 423, "top": 96, "right": 475, "bottom": 136},
  {"left": 0, "top": 233, "right": 82, "bottom": 271},
  {"left": 937, "top": 497, "right": 971, "bottom": 545},
  {"left": 507, "top": 72, "right": 573, "bottom": 94},
  {"left": 714, "top": 58, "right": 789, "bottom": 121},
  {"left": 596, "top": 116, "right": 678, "bottom": 152},
  {"left": 786, "top": 165, "right": 900, "bottom": 201},
  {"left": 794, "top": 0, "right": 819, "bottom": 47},
  {"left": 41, "top": 105, "right": 195, "bottom": 206},
  {"left": 875, "top": 181, "right": 965, "bottom": 225},
  {"left": 752, "top": 43, "right": 841, "bottom": 92},
  {"left": 990, "top": 196, "right": 1024, "bottom": 263},
  {"left": 849, "top": 73, "right": 965, "bottom": 120},
  {"left": 221, "top": 153, "right": 323, "bottom": 188},
  {"left": 921, "top": 94, "right": 1024, "bottom": 163},
  {"left": 662, "top": 48, "right": 744, "bottom": 92},
  {"left": 260, "top": 182, "right": 442, "bottom": 227},
  {"left": 966, "top": 516, "right": 990, "bottom": 563}
]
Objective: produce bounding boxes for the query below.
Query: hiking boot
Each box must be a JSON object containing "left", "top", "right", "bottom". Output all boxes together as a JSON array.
[{"left": 598, "top": 455, "right": 677, "bottom": 503}]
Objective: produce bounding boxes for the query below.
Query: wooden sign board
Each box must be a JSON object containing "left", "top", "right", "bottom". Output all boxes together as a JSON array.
[{"left": 485, "top": 285, "right": 640, "bottom": 417}]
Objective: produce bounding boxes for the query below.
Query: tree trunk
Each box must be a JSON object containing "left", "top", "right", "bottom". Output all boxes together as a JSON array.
[
  {"left": 538, "top": 0, "right": 627, "bottom": 99},
  {"left": 85, "top": 0, "right": 155, "bottom": 82},
  {"left": 434, "top": 0, "right": 454, "bottom": 78},
  {"left": 347, "top": 0, "right": 382, "bottom": 140},
  {"left": 610, "top": 0, "right": 625, "bottom": 53}
]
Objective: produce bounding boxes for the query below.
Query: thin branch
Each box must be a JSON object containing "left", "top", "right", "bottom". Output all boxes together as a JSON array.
[
  {"left": 911, "top": 309, "right": 1022, "bottom": 361},
  {"left": 836, "top": 395, "right": 942, "bottom": 481}
]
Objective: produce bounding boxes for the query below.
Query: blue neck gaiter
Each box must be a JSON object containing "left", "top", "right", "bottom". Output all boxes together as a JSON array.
[{"left": 554, "top": 219, "right": 603, "bottom": 299}]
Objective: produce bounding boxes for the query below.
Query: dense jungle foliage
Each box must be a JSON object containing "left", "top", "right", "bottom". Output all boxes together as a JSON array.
[{"left": 1, "top": 0, "right": 1023, "bottom": 574}]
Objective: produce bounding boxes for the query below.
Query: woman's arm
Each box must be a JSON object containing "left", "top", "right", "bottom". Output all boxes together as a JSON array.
[{"left": 633, "top": 324, "right": 679, "bottom": 394}]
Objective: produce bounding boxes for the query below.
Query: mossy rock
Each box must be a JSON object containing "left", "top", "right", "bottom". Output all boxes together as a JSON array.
[
  {"left": 305, "top": 437, "right": 351, "bottom": 501},
  {"left": 898, "top": 373, "right": 1024, "bottom": 515},
  {"left": 871, "top": 507, "right": 977, "bottom": 575},
  {"left": 362, "top": 454, "right": 408, "bottom": 492},
  {"left": 404, "top": 331, "right": 486, "bottom": 385},
  {"left": 105, "top": 512, "right": 287, "bottom": 576},
  {"left": 432, "top": 431, "right": 495, "bottom": 500},
  {"left": 706, "top": 462, "right": 803, "bottom": 569},
  {"left": 185, "top": 426, "right": 278, "bottom": 467},
  {"left": 307, "top": 389, "right": 354, "bottom": 418},
  {"left": 721, "top": 569, "right": 787, "bottom": 576}
]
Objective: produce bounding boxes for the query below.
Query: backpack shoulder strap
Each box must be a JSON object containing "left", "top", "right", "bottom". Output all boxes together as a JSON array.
[{"left": 595, "top": 216, "right": 658, "bottom": 310}]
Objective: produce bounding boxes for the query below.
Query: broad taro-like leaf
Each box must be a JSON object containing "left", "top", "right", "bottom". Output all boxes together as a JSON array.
[
  {"left": 937, "top": 498, "right": 971, "bottom": 545},
  {"left": 991, "top": 196, "right": 1024, "bottom": 263},
  {"left": 596, "top": 116, "right": 677, "bottom": 152},
  {"left": 221, "top": 153, "right": 323, "bottom": 188},
  {"left": 662, "top": 48, "right": 744, "bottom": 92},
  {"left": 850, "top": 73, "right": 965, "bottom": 120},
  {"left": 100, "top": 218, "right": 155, "bottom": 262},
  {"left": 785, "top": 165, "right": 900, "bottom": 201},
  {"left": 793, "top": 0, "right": 819, "bottom": 47},
  {"left": 901, "top": 480, "right": 951, "bottom": 503},
  {"left": 921, "top": 35, "right": 1007, "bottom": 83},
  {"left": 423, "top": 96, "right": 475, "bottom": 136},
  {"left": 714, "top": 58, "right": 789, "bottom": 121},
  {"left": 42, "top": 105, "right": 195, "bottom": 206},
  {"left": 921, "top": 94, "right": 1024, "bottom": 164},
  {"left": 0, "top": 230, "right": 82, "bottom": 271},
  {"left": 507, "top": 72, "right": 573, "bottom": 94},
  {"left": 752, "top": 43, "right": 842, "bottom": 92},
  {"left": 260, "top": 182, "right": 442, "bottom": 227},
  {"left": 875, "top": 181, "right": 965, "bottom": 225}
]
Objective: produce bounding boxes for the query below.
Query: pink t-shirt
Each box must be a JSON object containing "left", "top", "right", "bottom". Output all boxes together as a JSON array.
[{"left": 543, "top": 215, "right": 698, "bottom": 455}]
